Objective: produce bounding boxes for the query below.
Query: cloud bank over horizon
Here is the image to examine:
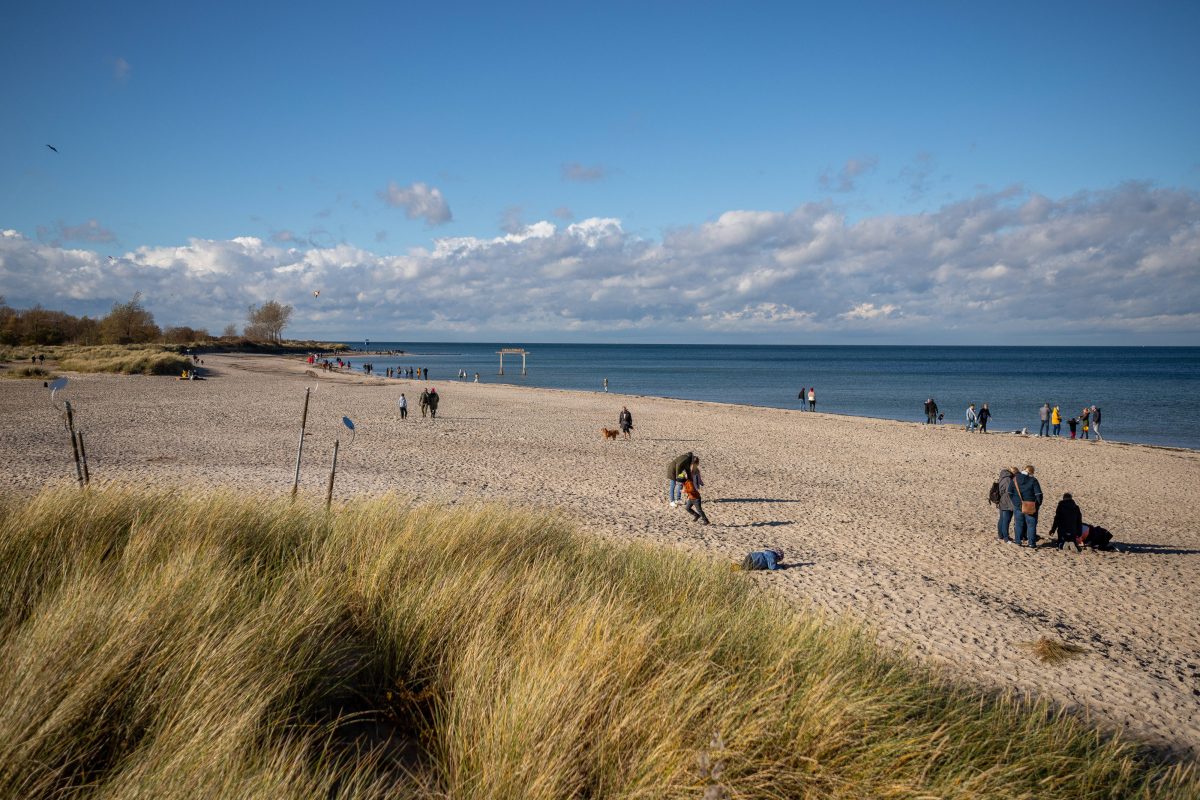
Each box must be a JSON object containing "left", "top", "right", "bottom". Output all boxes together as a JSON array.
[{"left": 2, "top": 182, "right": 1198, "bottom": 344}]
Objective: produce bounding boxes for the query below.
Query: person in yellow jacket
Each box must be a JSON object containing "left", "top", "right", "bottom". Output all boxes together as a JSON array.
[{"left": 1051, "top": 405, "right": 1061, "bottom": 437}]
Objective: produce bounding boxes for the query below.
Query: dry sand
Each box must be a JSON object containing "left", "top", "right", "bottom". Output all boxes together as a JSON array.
[{"left": 2, "top": 354, "right": 1198, "bottom": 759}]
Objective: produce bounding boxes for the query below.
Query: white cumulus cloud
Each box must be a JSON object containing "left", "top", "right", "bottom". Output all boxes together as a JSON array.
[{"left": 2, "top": 183, "right": 1198, "bottom": 343}]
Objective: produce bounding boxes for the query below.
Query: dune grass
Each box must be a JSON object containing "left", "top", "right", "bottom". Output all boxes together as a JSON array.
[
  {"left": 0, "top": 344, "right": 190, "bottom": 376},
  {"left": 0, "top": 487, "right": 1194, "bottom": 799},
  {"left": 1020, "top": 636, "right": 1089, "bottom": 665},
  {"left": 0, "top": 365, "right": 55, "bottom": 379}
]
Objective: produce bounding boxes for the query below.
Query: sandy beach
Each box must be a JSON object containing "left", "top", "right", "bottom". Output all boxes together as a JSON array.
[{"left": 2, "top": 353, "right": 1198, "bottom": 759}]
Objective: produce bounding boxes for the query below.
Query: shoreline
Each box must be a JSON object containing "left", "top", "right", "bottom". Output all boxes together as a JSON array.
[
  {"left": 3, "top": 352, "right": 1199, "bottom": 760},
  {"left": 281, "top": 353, "right": 1200, "bottom": 456}
]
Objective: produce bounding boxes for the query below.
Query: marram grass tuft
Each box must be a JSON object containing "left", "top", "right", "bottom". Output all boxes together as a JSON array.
[{"left": 0, "top": 486, "right": 1194, "bottom": 799}]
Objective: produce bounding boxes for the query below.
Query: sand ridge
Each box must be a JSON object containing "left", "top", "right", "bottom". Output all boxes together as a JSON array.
[{"left": 2, "top": 353, "right": 1198, "bottom": 759}]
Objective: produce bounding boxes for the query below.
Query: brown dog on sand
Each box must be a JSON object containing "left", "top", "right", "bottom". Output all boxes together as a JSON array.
[{"left": 601, "top": 427, "right": 620, "bottom": 440}]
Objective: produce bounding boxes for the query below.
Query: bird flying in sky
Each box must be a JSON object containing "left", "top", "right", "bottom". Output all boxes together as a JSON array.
[{"left": 45, "top": 144, "right": 58, "bottom": 153}]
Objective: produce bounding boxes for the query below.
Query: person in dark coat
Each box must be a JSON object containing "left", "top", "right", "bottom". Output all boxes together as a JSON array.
[
  {"left": 618, "top": 406, "right": 633, "bottom": 439},
  {"left": 427, "top": 388, "right": 439, "bottom": 419},
  {"left": 1008, "top": 464, "right": 1044, "bottom": 549},
  {"left": 1048, "top": 493, "right": 1083, "bottom": 550},
  {"left": 996, "top": 467, "right": 1017, "bottom": 543},
  {"left": 977, "top": 403, "right": 991, "bottom": 433}
]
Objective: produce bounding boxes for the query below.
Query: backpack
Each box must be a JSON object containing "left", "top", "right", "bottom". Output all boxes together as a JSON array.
[{"left": 987, "top": 481, "right": 1001, "bottom": 506}]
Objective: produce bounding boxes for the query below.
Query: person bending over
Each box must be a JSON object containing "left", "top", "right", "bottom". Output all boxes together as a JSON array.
[{"left": 1048, "top": 492, "right": 1083, "bottom": 550}]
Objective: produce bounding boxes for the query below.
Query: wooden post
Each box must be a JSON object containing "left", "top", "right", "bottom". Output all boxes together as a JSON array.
[
  {"left": 325, "top": 439, "right": 339, "bottom": 510},
  {"left": 76, "top": 431, "right": 90, "bottom": 486},
  {"left": 64, "top": 400, "right": 84, "bottom": 488},
  {"left": 522, "top": 351, "right": 527, "bottom": 375},
  {"left": 498, "top": 352, "right": 504, "bottom": 375},
  {"left": 291, "top": 387, "right": 311, "bottom": 499}
]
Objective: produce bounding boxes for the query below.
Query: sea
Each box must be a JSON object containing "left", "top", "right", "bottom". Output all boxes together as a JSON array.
[{"left": 330, "top": 343, "right": 1200, "bottom": 450}]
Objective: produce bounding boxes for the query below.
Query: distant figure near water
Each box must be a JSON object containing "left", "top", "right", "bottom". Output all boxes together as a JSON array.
[{"left": 807, "top": 387, "right": 815, "bottom": 411}]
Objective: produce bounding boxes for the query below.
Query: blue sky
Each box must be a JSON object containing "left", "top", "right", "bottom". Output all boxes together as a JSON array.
[{"left": 2, "top": 1, "right": 1198, "bottom": 343}]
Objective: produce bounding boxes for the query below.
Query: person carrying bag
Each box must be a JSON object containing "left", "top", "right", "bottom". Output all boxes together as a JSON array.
[{"left": 1010, "top": 465, "right": 1043, "bottom": 548}]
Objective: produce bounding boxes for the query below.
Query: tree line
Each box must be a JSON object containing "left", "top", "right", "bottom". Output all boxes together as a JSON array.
[{"left": 0, "top": 295, "right": 293, "bottom": 347}]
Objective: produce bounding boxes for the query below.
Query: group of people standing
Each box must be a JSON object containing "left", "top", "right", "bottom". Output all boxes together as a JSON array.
[
  {"left": 992, "top": 466, "right": 1114, "bottom": 551},
  {"left": 797, "top": 387, "right": 816, "bottom": 411},
  {"left": 1038, "top": 403, "right": 1103, "bottom": 440}
]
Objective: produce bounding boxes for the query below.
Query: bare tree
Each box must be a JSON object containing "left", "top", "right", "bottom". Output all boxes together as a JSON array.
[
  {"left": 245, "top": 301, "right": 293, "bottom": 343},
  {"left": 99, "top": 293, "right": 160, "bottom": 344},
  {"left": 221, "top": 323, "right": 238, "bottom": 339}
]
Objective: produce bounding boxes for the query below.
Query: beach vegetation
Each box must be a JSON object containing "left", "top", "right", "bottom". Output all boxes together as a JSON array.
[
  {"left": 97, "top": 293, "right": 161, "bottom": 344},
  {"left": 0, "top": 364, "right": 56, "bottom": 379},
  {"left": 1021, "top": 636, "right": 1089, "bottom": 665},
  {"left": 0, "top": 486, "right": 1194, "bottom": 799},
  {"left": 244, "top": 300, "right": 293, "bottom": 343}
]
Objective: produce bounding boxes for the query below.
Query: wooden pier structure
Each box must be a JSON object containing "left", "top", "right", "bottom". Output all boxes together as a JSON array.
[{"left": 497, "top": 348, "right": 528, "bottom": 375}]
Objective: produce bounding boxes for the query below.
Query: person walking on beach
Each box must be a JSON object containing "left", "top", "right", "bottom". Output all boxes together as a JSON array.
[
  {"left": 1051, "top": 405, "right": 1062, "bottom": 437},
  {"left": 419, "top": 388, "right": 430, "bottom": 417},
  {"left": 1068, "top": 416, "right": 1078, "bottom": 439},
  {"left": 667, "top": 452, "right": 696, "bottom": 507},
  {"left": 995, "top": 466, "right": 1016, "bottom": 542},
  {"left": 603, "top": 377, "right": 609, "bottom": 392},
  {"left": 1079, "top": 407, "right": 1091, "bottom": 440},
  {"left": 807, "top": 387, "right": 815, "bottom": 412},
  {"left": 427, "top": 388, "right": 439, "bottom": 419},
  {"left": 619, "top": 406, "right": 633, "bottom": 439},
  {"left": 682, "top": 464, "right": 710, "bottom": 525},
  {"left": 1009, "top": 465, "right": 1044, "bottom": 549},
  {"left": 398, "top": 393, "right": 408, "bottom": 420},
  {"left": 1091, "top": 406, "right": 1103, "bottom": 440},
  {"left": 1038, "top": 403, "right": 1050, "bottom": 437},
  {"left": 966, "top": 403, "right": 979, "bottom": 432},
  {"left": 798, "top": 388, "right": 805, "bottom": 410},
  {"left": 978, "top": 403, "right": 991, "bottom": 433}
]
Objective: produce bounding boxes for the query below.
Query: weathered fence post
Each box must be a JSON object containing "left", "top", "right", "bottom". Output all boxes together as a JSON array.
[
  {"left": 325, "top": 439, "right": 339, "bottom": 510},
  {"left": 64, "top": 400, "right": 84, "bottom": 488},
  {"left": 291, "top": 387, "right": 311, "bottom": 499}
]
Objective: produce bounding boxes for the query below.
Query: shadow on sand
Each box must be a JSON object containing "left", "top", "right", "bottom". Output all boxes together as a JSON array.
[
  {"left": 711, "top": 498, "right": 802, "bottom": 504},
  {"left": 1113, "top": 543, "right": 1200, "bottom": 556}
]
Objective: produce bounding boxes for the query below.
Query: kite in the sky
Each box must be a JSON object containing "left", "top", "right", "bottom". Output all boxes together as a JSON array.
[
  {"left": 313, "top": 290, "right": 320, "bottom": 298},
  {"left": 46, "top": 144, "right": 58, "bottom": 153}
]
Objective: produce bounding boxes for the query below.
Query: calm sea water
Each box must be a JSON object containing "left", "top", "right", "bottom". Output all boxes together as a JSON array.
[{"left": 333, "top": 344, "right": 1200, "bottom": 450}]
